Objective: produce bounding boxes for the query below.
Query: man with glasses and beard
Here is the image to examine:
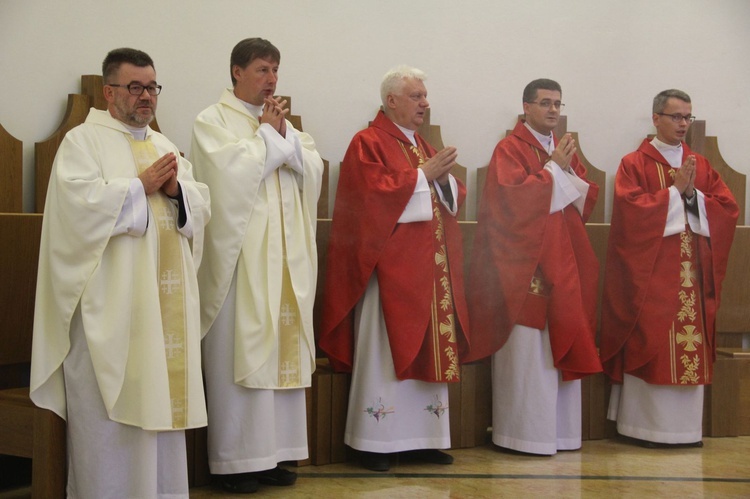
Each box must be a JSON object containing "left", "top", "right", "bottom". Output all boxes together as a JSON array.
[{"left": 30, "top": 47, "right": 210, "bottom": 498}]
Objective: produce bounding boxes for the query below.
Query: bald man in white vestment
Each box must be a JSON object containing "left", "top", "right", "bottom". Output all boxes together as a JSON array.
[
  {"left": 190, "top": 38, "right": 324, "bottom": 494},
  {"left": 30, "top": 48, "right": 211, "bottom": 499}
]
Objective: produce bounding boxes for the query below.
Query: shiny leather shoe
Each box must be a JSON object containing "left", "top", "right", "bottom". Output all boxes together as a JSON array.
[
  {"left": 216, "top": 473, "right": 259, "bottom": 494},
  {"left": 252, "top": 466, "right": 297, "bottom": 486},
  {"left": 402, "top": 449, "right": 454, "bottom": 465},
  {"left": 361, "top": 451, "right": 390, "bottom": 472}
]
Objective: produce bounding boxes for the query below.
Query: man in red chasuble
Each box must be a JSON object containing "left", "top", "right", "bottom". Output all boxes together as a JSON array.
[
  {"left": 601, "top": 89, "right": 738, "bottom": 447},
  {"left": 467, "top": 79, "right": 602, "bottom": 455},
  {"left": 320, "top": 65, "right": 470, "bottom": 472}
]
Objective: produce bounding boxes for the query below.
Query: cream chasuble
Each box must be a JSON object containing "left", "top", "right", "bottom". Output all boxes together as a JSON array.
[{"left": 30, "top": 108, "right": 209, "bottom": 431}]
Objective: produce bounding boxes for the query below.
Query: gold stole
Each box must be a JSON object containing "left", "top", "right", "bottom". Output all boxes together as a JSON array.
[
  {"left": 274, "top": 170, "right": 302, "bottom": 387},
  {"left": 398, "top": 140, "right": 460, "bottom": 382},
  {"left": 658, "top": 163, "right": 709, "bottom": 384},
  {"left": 129, "top": 137, "right": 188, "bottom": 427}
]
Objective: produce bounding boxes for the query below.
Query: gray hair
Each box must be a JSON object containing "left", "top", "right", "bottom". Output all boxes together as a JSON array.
[
  {"left": 653, "top": 89, "right": 691, "bottom": 114},
  {"left": 380, "top": 65, "right": 427, "bottom": 107}
]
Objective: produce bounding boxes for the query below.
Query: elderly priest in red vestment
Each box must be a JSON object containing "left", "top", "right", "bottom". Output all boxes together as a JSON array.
[
  {"left": 601, "top": 89, "right": 738, "bottom": 447},
  {"left": 320, "top": 65, "right": 470, "bottom": 472}
]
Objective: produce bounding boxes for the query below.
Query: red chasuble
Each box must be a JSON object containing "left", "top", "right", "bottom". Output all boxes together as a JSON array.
[
  {"left": 319, "top": 111, "right": 470, "bottom": 383},
  {"left": 600, "top": 139, "right": 738, "bottom": 385},
  {"left": 466, "top": 120, "right": 602, "bottom": 381}
]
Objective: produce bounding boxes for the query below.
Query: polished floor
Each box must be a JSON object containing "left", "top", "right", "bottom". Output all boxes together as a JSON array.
[
  {"left": 2, "top": 437, "right": 748, "bottom": 498},
  {"left": 190, "top": 437, "right": 750, "bottom": 498}
]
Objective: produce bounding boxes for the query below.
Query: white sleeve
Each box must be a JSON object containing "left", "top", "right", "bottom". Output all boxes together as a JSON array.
[
  {"left": 686, "top": 189, "right": 710, "bottom": 237},
  {"left": 398, "top": 169, "right": 433, "bottom": 223},
  {"left": 544, "top": 161, "right": 585, "bottom": 214},
  {"left": 663, "top": 186, "right": 686, "bottom": 237},
  {"left": 257, "top": 122, "right": 299, "bottom": 179},
  {"left": 433, "top": 175, "right": 458, "bottom": 216},
  {"left": 112, "top": 178, "right": 148, "bottom": 237}
]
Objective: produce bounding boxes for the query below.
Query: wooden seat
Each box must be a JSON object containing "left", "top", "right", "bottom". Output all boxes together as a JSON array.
[{"left": 0, "top": 213, "right": 66, "bottom": 497}]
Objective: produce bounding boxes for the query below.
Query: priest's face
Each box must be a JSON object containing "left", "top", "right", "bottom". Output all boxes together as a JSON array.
[
  {"left": 653, "top": 97, "right": 692, "bottom": 146},
  {"left": 104, "top": 63, "right": 157, "bottom": 127},
  {"left": 387, "top": 78, "right": 429, "bottom": 131},
  {"left": 523, "top": 89, "right": 561, "bottom": 135},
  {"left": 233, "top": 56, "right": 279, "bottom": 106}
]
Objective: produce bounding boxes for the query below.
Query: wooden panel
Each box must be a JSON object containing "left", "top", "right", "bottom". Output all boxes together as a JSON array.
[
  {"left": 687, "top": 121, "right": 745, "bottom": 224},
  {"left": 704, "top": 357, "right": 743, "bottom": 437},
  {"left": 740, "top": 360, "right": 750, "bottom": 435},
  {"left": 0, "top": 123, "right": 23, "bottom": 213},
  {"left": 310, "top": 370, "right": 332, "bottom": 465},
  {"left": 330, "top": 370, "right": 350, "bottom": 463},
  {"left": 0, "top": 214, "right": 43, "bottom": 367},
  {"left": 716, "top": 226, "right": 750, "bottom": 334},
  {"left": 0, "top": 389, "right": 35, "bottom": 457},
  {"left": 31, "top": 401, "right": 66, "bottom": 498},
  {"left": 34, "top": 93, "right": 91, "bottom": 213}
]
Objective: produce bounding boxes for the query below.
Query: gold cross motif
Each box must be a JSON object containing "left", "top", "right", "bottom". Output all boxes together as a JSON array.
[
  {"left": 680, "top": 261, "right": 697, "bottom": 288},
  {"left": 530, "top": 277, "right": 546, "bottom": 295},
  {"left": 676, "top": 325, "right": 702, "bottom": 352}
]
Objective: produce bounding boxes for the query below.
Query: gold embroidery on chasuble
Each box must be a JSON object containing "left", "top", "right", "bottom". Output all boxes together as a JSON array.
[
  {"left": 655, "top": 162, "right": 708, "bottom": 385},
  {"left": 398, "top": 141, "right": 459, "bottom": 382},
  {"left": 274, "top": 170, "right": 302, "bottom": 388},
  {"left": 128, "top": 137, "right": 188, "bottom": 428}
]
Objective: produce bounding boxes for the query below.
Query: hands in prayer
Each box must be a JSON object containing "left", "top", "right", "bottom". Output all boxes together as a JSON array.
[
  {"left": 421, "top": 146, "right": 457, "bottom": 185},
  {"left": 550, "top": 133, "right": 576, "bottom": 171},
  {"left": 260, "top": 96, "right": 289, "bottom": 138},
  {"left": 674, "top": 155, "right": 697, "bottom": 198},
  {"left": 139, "top": 152, "right": 179, "bottom": 197}
]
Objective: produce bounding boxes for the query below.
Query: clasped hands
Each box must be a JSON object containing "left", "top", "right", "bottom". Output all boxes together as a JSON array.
[
  {"left": 673, "top": 155, "right": 697, "bottom": 198},
  {"left": 550, "top": 133, "right": 576, "bottom": 172},
  {"left": 259, "top": 96, "right": 289, "bottom": 138},
  {"left": 139, "top": 152, "right": 179, "bottom": 197},
  {"left": 420, "top": 146, "right": 458, "bottom": 185}
]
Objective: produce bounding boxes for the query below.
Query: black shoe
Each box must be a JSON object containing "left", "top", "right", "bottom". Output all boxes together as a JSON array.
[
  {"left": 621, "top": 435, "right": 703, "bottom": 449},
  {"left": 402, "top": 449, "right": 454, "bottom": 465},
  {"left": 216, "top": 473, "right": 259, "bottom": 494},
  {"left": 361, "top": 451, "right": 390, "bottom": 472},
  {"left": 252, "top": 466, "right": 297, "bottom": 486}
]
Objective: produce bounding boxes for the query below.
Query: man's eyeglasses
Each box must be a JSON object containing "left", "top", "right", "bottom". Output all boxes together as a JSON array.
[
  {"left": 657, "top": 113, "right": 695, "bottom": 123},
  {"left": 107, "top": 83, "right": 163, "bottom": 96},
  {"left": 527, "top": 100, "right": 565, "bottom": 110}
]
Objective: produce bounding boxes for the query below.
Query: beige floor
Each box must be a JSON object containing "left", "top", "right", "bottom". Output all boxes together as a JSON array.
[
  {"left": 190, "top": 437, "right": 750, "bottom": 498},
  {"left": 2, "top": 437, "right": 748, "bottom": 498}
]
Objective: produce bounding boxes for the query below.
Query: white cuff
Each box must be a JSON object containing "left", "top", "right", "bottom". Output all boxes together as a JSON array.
[
  {"left": 258, "top": 122, "right": 297, "bottom": 179},
  {"left": 398, "top": 169, "right": 433, "bottom": 223},
  {"left": 545, "top": 161, "right": 583, "bottom": 214},
  {"left": 113, "top": 178, "right": 148, "bottom": 237}
]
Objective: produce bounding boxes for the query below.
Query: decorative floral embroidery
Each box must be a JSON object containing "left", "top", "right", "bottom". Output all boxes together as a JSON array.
[
  {"left": 444, "top": 346, "right": 459, "bottom": 381},
  {"left": 680, "top": 231, "right": 694, "bottom": 258},
  {"left": 364, "top": 397, "right": 395, "bottom": 422},
  {"left": 677, "top": 290, "right": 697, "bottom": 322},
  {"left": 424, "top": 394, "right": 448, "bottom": 418},
  {"left": 679, "top": 354, "right": 700, "bottom": 384}
]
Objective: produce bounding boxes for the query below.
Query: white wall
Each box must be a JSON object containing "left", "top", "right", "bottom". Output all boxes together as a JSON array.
[{"left": 2, "top": 0, "right": 749, "bottom": 219}]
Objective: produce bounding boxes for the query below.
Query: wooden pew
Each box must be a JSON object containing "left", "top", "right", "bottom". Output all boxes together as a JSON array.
[{"left": 0, "top": 213, "right": 66, "bottom": 498}]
